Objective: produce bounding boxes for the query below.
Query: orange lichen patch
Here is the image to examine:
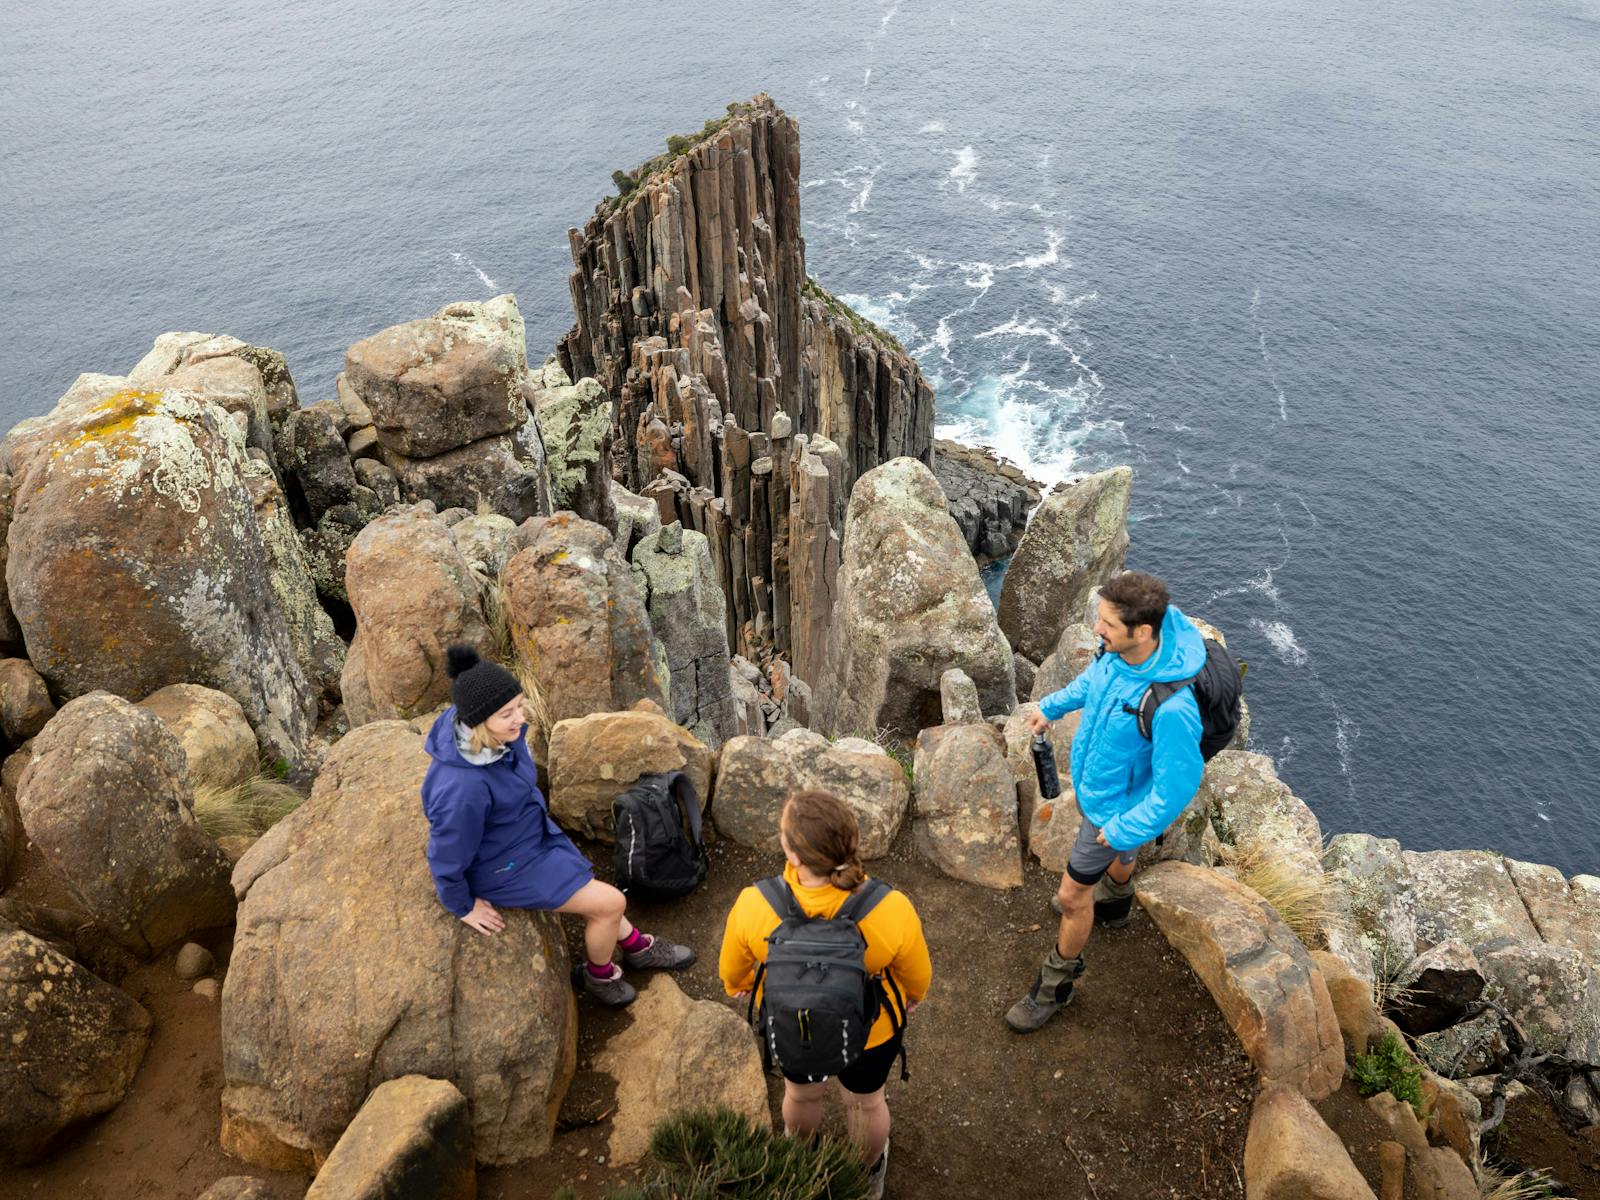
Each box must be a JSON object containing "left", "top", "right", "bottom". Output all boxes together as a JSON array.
[
  {"left": 1037, "top": 803, "right": 1055, "bottom": 823},
  {"left": 51, "top": 389, "right": 168, "bottom": 459}
]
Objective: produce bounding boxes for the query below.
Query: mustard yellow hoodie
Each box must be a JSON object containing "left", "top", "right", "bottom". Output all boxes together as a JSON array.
[{"left": 719, "top": 863, "right": 933, "bottom": 1049}]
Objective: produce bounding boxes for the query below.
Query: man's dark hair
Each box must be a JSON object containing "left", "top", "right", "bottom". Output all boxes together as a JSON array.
[{"left": 1100, "top": 571, "right": 1170, "bottom": 635}]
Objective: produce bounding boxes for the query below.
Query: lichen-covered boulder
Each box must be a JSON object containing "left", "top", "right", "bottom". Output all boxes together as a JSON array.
[
  {"left": 815, "top": 458, "right": 1015, "bottom": 739},
  {"left": 1031, "top": 621, "right": 1098, "bottom": 703},
  {"left": 380, "top": 430, "right": 548, "bottom": 523},
  {"left": 1476, "top": 938, "right": 1600, "bottom": 1063},
  {"left": 631, "top": 522, "right": 735, "bottom": 748},
  {"left": 594, "top": 976, "right": 768, "bottom": 1166},
  {"left": 998, "top": 466, "right": 1131, "bottom": 664},
  {"left": 18, "top": 693, "right": 235, "bottom": 955},
  {"left": 0, "top": 928, "right": 152, "bottom": 1165},
  {"left": 1503, "top": 858, "right": 1600, "bottom": 965},
  {"left": 912, "top": 723, "right": 1023, "bottom": 889},
  {"left": 1203, "top": 750, "right": 1324, "bottom": 877},
  {"left": 0, "top": 375, "right": 317, "bottom": 762},
  {"left": 712, "top": 728, "right": 909, "bottom": 858},
  {"left": 1136, "top": 861, "right": 1344, "bottom": 1100},
  {"left": 546, "top": 701, "right": 712, "bottom": 842},
  {"left": 342, "top": 506, "right": 493, "bottom": 727},
  {"left": 137, "top": 683, "right": 259, "bottom": 790},
  {"left": 0, "top": 657, "right": 54, "bottom": 742},
  {"left": 534, "top": 366, "right": 616, "bottom": 531},
  {"left": 502, "top": 513, "right": 667, "bottom": 755},
  {"left": 344, "top": 295, "right": 536, "bottom": 460},
  {"left": 450, "top": 512, "right": 519, "bottom": 578},
  {"left": 1001, "top": 703, "right": 1080, "bottom": 872},
  {"left": 1323, "top": 833, "right": 1419, "bottom": 983},
  {"left": 1404, "top": 849, "right": 1538, "bottom": 950},
  {"left": 304, "top": 1076, "right": 474, "bottom": 1200},
  {"left": 939, "top": 668, "right": 982, "bottom": 725},
  {"left": 223, "top": 721, "right": 576, "bottom": 1170}
]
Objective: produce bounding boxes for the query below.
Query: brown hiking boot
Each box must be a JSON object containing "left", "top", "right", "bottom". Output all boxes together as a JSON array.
[{"left": 1004, "top": 950, "right": 1084, "bottom": 1034}]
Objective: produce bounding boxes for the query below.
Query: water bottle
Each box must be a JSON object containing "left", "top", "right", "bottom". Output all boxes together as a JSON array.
[{"left": 1031, "top": 732, "right": 1060, "bottom": 800}]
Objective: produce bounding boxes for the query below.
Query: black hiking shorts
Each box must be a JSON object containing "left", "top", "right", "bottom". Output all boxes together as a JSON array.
[{"left": 781, "top": 1032, "right": 904, "bottom": 1094}]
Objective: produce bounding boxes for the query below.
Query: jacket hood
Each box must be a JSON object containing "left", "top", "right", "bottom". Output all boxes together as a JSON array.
[
  {"left": 1105, "top": 604, "right": 1207, "bottom": 684},
  {"left": 424, "top": 707, "right": 468, "bottom": 766}
]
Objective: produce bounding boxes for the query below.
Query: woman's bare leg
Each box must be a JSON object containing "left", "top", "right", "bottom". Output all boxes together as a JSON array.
[
  {"left": 840, "top": 1084, "right": 890, "bottom": 1165},
  {"left": 555, "top": 880, "right": 632, "bottom": 965},
  {"left": 783, "top": 1078, "right": 829, "bottom": 1139}
]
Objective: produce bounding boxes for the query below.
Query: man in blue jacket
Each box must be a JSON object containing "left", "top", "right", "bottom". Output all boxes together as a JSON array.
[{"left": 1006, "top": 571, "right": 1205, "bottom": 1033}]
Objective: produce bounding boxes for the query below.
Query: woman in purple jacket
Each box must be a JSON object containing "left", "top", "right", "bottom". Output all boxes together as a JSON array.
[{"left": 421, "top": 644, "right": 694, "bottom": 1008}]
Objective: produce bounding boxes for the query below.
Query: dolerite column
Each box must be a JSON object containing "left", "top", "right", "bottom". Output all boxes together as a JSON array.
[
  {"left": 788, "top": 443, "right": 839, "bottom": 688},
  {"left": 769, "top": 411, "right": 793, "bottom": 654},
  {"left": 749, "top": 456, "right": 773, "bottom": 648}
]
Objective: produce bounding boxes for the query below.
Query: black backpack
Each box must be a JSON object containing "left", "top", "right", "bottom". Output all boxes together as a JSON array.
[
  {"left": 746, "top": 876, "right": 908, "bottom": 1083},
  {"left": 1120, "top": 636, "right": 1244, "bottom": 760},
  {"left": 612, "top": 771, "right": 707, "bottom": 900}
]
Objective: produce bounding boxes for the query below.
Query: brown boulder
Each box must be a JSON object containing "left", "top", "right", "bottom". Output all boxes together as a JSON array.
[
  {"left": 593, "top": 975, "right": 768, "bottom": 1165},
  {"left": 223, "top": 721, "right": 575, "bottom": 1169},
  {"left": 912, "top": 723, "right": 1023, "bottom": 889},
  {"left": 304, "top": 1076, "right": 475, "bottom": 1200},
  {"left": 546, "top": 702, "right": 712, "bottom": 842},
  {"left": 1244, "top": 1085, "right": 1376, "bottom": 1200},
  {"left": 0, "top": 657, "right": 54, "bottom": 742},
  {"left": 1504, "top": 858, "right": 1600, "bottom": 964},
  {"left": 1310, "top": 950, "right": 1387, "bottom": 1062},
  {"left": 0, "top": 474, "right": 21, "bottom": 652},
  {"left": 344, "top": 295, "right": 535, "bottom": 460},
  {"left": 711, "top": 728, "right": 909, "bottom": 858},
  {"left": 1001, "top": 703, "right": 1080, "bottom": 871},
  {"left": 0, "top": 928, "right": 152, "bottom": 1165},
  {"left": 502, "top": 513, "right": 666, "bottom": 756},
  {"left": 0, "top": 376, "right": 316, "bottom": 763},
  {"left": 1135, "top": 861, "right": 1344, "bottom": 1099},
  {"left": 18, "top": 693, "right": 235, "bottom": 956},
  {"left": 342, "top": 506, "right": 493, "bottom": 726},
  {"left": 137, "top": 683, "right": 259, "bottom": 789}
]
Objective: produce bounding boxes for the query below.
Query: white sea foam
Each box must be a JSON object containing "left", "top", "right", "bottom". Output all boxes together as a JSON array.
[
  {"left": 1047, "top": 284, "right": 1097, "bottom": 308},
  {"left": 919, "top": 120, "right": 947, "bottom": 133},
  {"left": 863, "top": 67, "right": 872, "bottom": 86},
  {"left": 1252, "top": 618, "right": 1309, "bottom": 667},
  {"left": 1176, "top": 455, "right": 1191, "bottom": 475},
  {"left": 848, "top": 164, "right": 881, "bottom": 213},
  {"left": 879, "top": 1, "right": 900, "bottom": 33},
  {"left": 845, "top": 117, "right": 864, "bottom": 135},
  {"left": 944, "top": 146, "right": 978, "bottom": 192},
  {"left": 1250, "top": 287, "right": 1289, "bottom": 421},
  {"left": 451, "top": 251, "right": 498, "bottom": 292},
  {"left": 974, "top": 314, "right": 1065, "bottom": 348},
  {"left": 1004, "top": 229, "right": 1062, "bottom": 271}
]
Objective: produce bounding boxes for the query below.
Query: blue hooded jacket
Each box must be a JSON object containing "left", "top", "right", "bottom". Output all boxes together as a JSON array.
[
  {"left": 1037, "top": 605, "right": 1207, "bottom": 851},
  {"left": 421, "top": 707, "right": 593, "bottom": 917}
]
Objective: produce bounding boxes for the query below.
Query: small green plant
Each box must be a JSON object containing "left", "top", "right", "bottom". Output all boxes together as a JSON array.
[
  {"left": 620, "top": 1105, "right": 870, "bottom": 1200},
  {"left": 191, "top": 771, "right": 305, "bottom": 840},
  {"left": 267, "top": 756, "right": 291, "bottom": 780},
  {"left": 1351, "top": 1030, "right": 1426, "bottom": 1118}
]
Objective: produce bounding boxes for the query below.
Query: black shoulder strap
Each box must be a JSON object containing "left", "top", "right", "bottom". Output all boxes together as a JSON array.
[
  {"left": 662, "top": 770, "right": 703, "bottom": 844},
  {"left": 836, "top": 878, "right": 892, "bottom": 926},
  {"left": 755, "top": 875, "right": 803, "bottom": 921}
]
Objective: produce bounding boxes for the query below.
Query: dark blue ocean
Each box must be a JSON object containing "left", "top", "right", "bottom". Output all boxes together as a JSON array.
[{"left": 4, "top": 1, "right": 1597, "bottom": 873}]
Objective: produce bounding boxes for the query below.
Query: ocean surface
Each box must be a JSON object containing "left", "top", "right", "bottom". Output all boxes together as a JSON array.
[{"left": 4, "top": 0, "right": 1597, "bottom": 873}]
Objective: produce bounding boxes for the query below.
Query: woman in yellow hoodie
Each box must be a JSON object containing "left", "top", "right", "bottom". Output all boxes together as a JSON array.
[{"left": 719, "top": 790, "right": 932, "bottom": 1199}]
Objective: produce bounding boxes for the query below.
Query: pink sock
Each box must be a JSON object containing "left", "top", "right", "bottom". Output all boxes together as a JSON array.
[
  {"left": 585, "top": 960, "right": 617, "bottom": 979},
  {"left": 618, "top": 927, "right": 650, "bottom": 952}
]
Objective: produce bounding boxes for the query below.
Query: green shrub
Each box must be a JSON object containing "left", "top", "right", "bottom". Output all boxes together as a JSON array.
[{"left": 1351, "top": 1030, "right": 1425, "bottom": 1118}]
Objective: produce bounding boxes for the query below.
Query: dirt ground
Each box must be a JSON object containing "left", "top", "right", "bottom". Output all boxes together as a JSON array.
[{"left": 6, "top": 823, "right": 1590, "bottom": 1200}]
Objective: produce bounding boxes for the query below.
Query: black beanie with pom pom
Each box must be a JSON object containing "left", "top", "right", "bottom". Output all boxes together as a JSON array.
[{"left": 445, "top": 644, "right": 523, "bottom": 728}]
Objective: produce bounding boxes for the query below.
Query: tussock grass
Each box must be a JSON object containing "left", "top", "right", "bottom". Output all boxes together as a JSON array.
[
  {"left": 597, "top": 1105, "right": 871, "bottom": 1200},
  {"left": 191, "top": 773, "right": 305, "bottom": 841},
  {"left": 1477, "top": 1159, "right": 1574, "bottom": 1200},
  {"left": 1218, "top": 838, "right": 1343, "bottom": 949},
  {"left": 1370, "top": 932, "right": 1420, "bottom": 1018}
]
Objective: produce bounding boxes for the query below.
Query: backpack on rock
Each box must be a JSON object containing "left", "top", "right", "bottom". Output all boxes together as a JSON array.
[
  {"left": 612, "top": 771, "right": 707, "bottom": 900},
  {"left": 747, "top": 876, "right": 909, "bottom": 1082}
]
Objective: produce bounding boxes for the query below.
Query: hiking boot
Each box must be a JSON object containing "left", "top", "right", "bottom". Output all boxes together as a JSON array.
[
  {"left": 1004, "top": 950, "right": 1084, "bottom": 1034},
  {"left": 865, "top": 1137, "right": 889, "bottom": 1200},
  {"left": 572, "top": 962, "right": 637, "bottom": 1008},
  {"left": 621, "top": 933, "right": 696, "bottom": 971},
  {"left": 1093, "top": 895, "right": 1134, "bottom": 928}
]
